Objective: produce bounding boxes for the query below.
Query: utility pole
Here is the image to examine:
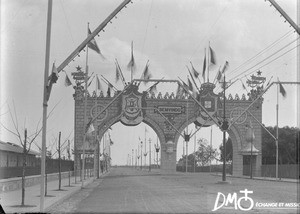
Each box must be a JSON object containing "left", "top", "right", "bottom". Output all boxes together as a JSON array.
[
  {"left": 220, "top": 74, "right": 230, "bottom": 182},
  {"left": 40, "top": 0, "right": 52, "bottom": 211},
  {"left": 58, "top": 131, "right": 61, "bottom": 190},
  {"left": 149, "top": 139, "right": 151, "bottom": 171}
]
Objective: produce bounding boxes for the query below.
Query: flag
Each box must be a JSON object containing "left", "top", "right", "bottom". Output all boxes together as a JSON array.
[
  {"left": 64, "top": 73, "right": 72, "bottom": 87},
  {"left": 86, "top": 119, "right": 95, "bottom": 133},
  {"left": 142, "top": 61, "right": 152, "bottom": 83},
  {"left": 188, "top": 78, "right": 194, "bottom": 91},
  {"left": 107, "top": 83, "right": 113, "bottom": 97},
  {"left": 279, "top": 82, "right": 286, "bottom": 98},
  {"left": 46, "top": 62, "right": 59, "bottom": 101},
  {"left": 209, "top": 46, "right": 216, "bottom": 65},
  {"left": 50, "top": 62, "right": 58, "bottom": 84},
  {"left": 88, "top": 28, "right": 102, "bottom": 55},
  {"left": 190, "top": 62, "right": 199, "bottom": 78},
  {"left": 149, "top": 84, "right": 157, "bottom": 93},
  {"left": 202, "top": 50, "right": 206, "bottom": 81},
  {"left": 115, "top": 63, "right": 120, "bottom": 83},
  {"left": 221, "top": 61, "right": 229, "bottom": 74},
  {"left": 216, "top": 67, "right": 222, "bottom": 82},
  {"left": 127, "top": 41, "right": 136, "bottom": 72},
  {"left": 242, "top": 81, "right": 246, "bottom": 90},
  {"left": 96, "top": 75, "right": 102, "bottom": 91}
]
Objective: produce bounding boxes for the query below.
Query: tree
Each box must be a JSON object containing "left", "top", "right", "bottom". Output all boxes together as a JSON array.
[
  {"left": 262, "top": 126, "right": 299, "bottom": 164},
  {"left": 195, "top": 139, "right": 218, "bottom": 166},
  {"left": 219, "top": 137, "right": 232, "bottom": 163},
  {"left": 0, "top": 102, "right": 57, "bottom": 206}
]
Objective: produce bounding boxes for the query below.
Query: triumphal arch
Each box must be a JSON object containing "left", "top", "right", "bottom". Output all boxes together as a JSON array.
[{"left": 73, "top": 75, "right": 264, "bottom": 176}]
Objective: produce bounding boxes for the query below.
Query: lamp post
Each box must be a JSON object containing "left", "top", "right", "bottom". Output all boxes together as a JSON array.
[
  {"left": 155, "top": 141, "right": 160, "bottom": 169},
  {"left": 149, "top": 138, "right": 151, "bottom": 171},
  {"left": 140, "top": 140, "right": 143, "bottom": 170},
  {"left": 245, "top": 122, "right": 255, "bottom": 179},
  {"left": 132, "top": 149, "right": 134, "bottom": 168}
]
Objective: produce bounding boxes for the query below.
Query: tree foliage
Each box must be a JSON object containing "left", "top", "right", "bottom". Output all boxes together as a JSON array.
[
  {"left": 219, "top": 137, "right": 232, "bottom": 163},
  {"left": 262, "top": 126, "right": 299, "bottom": 164}
]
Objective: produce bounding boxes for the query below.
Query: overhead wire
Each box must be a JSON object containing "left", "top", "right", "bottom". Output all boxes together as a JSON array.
[
  {"left": 228, "top": 37, "right": 299, "bottom": 82},
  {"left": 226, "top": 30, "right": 295, "bottom": 78}
]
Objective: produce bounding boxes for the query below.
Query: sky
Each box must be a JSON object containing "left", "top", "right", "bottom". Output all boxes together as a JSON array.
[{"left": 0, "top": 0, "right": 299, "bottom": 165}]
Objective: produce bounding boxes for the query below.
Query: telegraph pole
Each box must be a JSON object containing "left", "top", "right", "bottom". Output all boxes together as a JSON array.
[{"left": 40, "top": 0, "right": 52, "bottom": 211}]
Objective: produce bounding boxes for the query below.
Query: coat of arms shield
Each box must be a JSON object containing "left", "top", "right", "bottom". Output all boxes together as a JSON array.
[{"left": 120, "top": 92, "right": 143, "bottom": 126}]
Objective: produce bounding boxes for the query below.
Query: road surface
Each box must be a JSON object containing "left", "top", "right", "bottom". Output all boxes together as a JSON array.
[{"left": 50, "top": 167, "right": 299, "bottom": 213}]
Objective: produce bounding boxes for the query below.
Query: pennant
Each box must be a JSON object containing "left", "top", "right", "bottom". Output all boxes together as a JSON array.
[
  {"left": 190, "top": 62, "right": 199, "bottom": 78},
  {"left": 64, "top": 73, "right": 72, "bottom": 87},
  {"left": 221, "top": 61, "right": 229, "bottom": 74},
  {"left": 88, "top": 28, "right": 101, "bottom": 54},
  {"left": 279, "top": 82, "right": 286, "bottom": 98},
  {"left": 202, "top": 50, "right": 206, "bottom": 81},
  {"left": 127, "top": 41, "right": 136, "bottom": 72},
  {"left": 209, "top": 46, "right": 216, "bottom": 65},
  {"left": 107, "top": 83, "right": 113, "bottom": 97}
]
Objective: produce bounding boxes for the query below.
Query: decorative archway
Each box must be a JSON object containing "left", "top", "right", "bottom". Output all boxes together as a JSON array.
[{"left": 73, "top": 79, "right": 263, "bottom": 176}]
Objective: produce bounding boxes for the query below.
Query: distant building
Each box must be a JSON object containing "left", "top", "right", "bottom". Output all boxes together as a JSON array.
[{"left": 0, "top": 140, "right": 40, "bottom": 168}]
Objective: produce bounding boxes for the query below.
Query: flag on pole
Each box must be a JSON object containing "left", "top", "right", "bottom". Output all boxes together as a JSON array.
[
  {"left": 242, "top": 81, "right": 246, "bottom": 90},
  {"left": 127, "top": 41, "right": 136, "bottom": 72},
  {"left": 216, "top": 67, "right": 222, "bottom": 82},
  {"left": 96, "top": 75, "right": 102, "bottom": 91},
  {"left": 187, "top": 78, "right": 194, "bottom": 91},
  {"left": 88, "top": 28, "right": 102, "bottom": 54},
  {"left": 50, "top": 62, "right": 58, "bottom": 84},
  {"left": 107, "top": 82, "right": 113, "bottom": 97},
  {"left": 209, "top": 46, "right": 216, "bottom": 65},
  {"left": 149, "top": 84, "right": 157, "bottom": 93},
  {"left": 279, "top": 82, "right": 286, "bottom": 98},
  {"left": 221, "top": 61, "right": 229, "bottom": 74},
  {"left": 202, "top": 49, "right": 206, "bottom": 81},
  {"left": 64, "top": 73, "right": 72, "bottom": 87},
  {"left": 115, "top": 63, "right": 120, "bottom": 83},
  {"left": 142, "top": 61, "right": 152, "bottom": 83},
  {"left": 190, "top": 62, "right": 199, "bottom": 78},
  {"left": 86, "top": 119, "right": 95, "bottom": 133}
]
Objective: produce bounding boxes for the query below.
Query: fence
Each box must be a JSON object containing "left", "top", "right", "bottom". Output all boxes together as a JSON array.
[
  {"left": 261, "top": 164, "right": 298, "bottom": 179},
  {"left": 0, "top": 159, "right": 74, "bottom": 179},
  {"left": 176, "top": 164, "right": 232, "bottom": 174}
]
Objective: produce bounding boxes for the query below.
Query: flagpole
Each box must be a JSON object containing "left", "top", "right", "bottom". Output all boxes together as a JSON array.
[
  {"left": 186, "top": 80, "right": 189, "bottom": 173},
  {"left": 93, "top": 71, "right": 98, "bottom": 180},
  {"left": 40, "top": 0, "right": 52, "bottom": 211},
  {"left": 207, "top": 42, "right": 210, "bottom": 83},
  {"left": 276, "top": 81, "right": 279, "bottom": 180},
  {"left": 82, "top": 22, "right": 90, "bottom": 188}
]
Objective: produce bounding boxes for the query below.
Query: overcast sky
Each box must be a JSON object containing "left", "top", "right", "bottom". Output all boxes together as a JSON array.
[{"left": 1, "top": 0, "right": 298, "bottom": 165}]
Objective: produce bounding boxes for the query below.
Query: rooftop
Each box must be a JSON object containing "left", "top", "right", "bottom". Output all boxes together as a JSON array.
[{"left": 0, "top": 140, "right": 40, "bottom": 156}]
